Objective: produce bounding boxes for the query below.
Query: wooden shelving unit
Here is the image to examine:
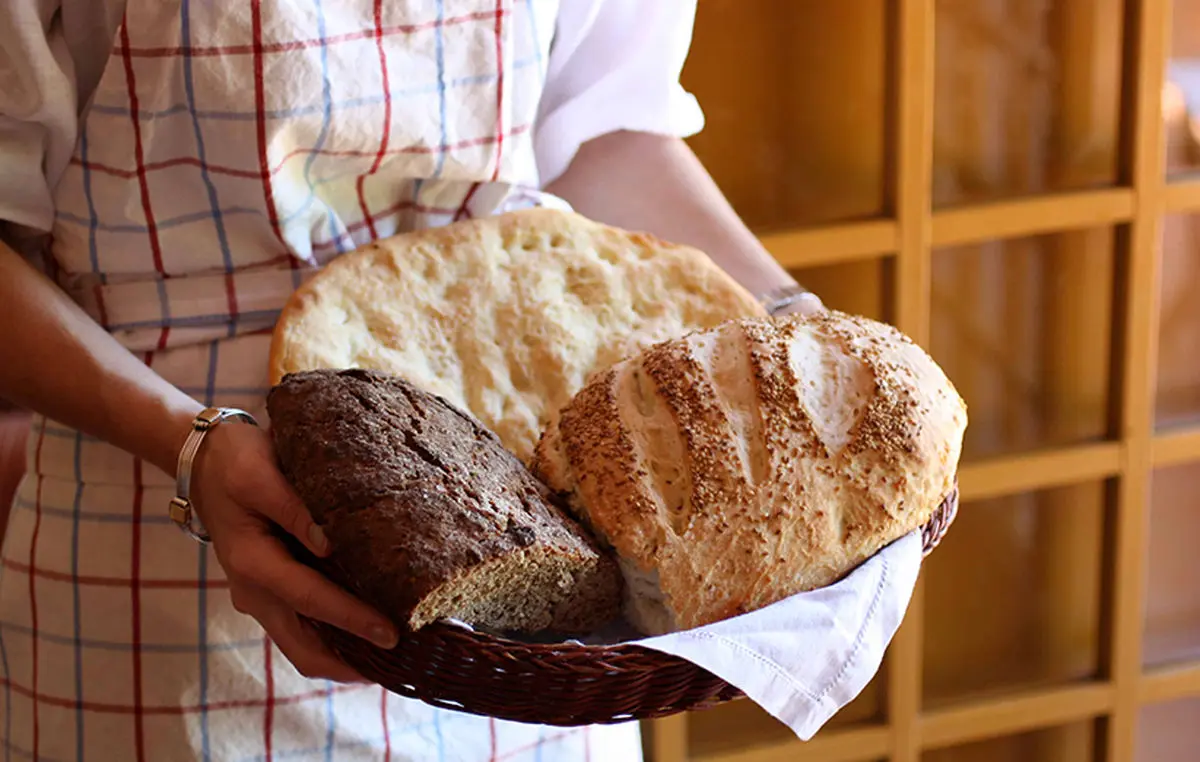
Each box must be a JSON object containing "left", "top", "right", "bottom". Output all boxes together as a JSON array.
[{"left": 647, "top": 1, "right": 1200, "bottom": 760}]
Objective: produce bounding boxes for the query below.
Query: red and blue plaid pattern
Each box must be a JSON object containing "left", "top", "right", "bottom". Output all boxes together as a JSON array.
[
  {"left": 0, "top": 0, "right": 643, "bottom": 758},
  {"left": 50, "top": 0, "right": 553, "bottom": 355}
]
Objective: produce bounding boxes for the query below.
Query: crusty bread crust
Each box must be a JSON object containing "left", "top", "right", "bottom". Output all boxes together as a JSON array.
[
  {"left": 267, "top": 368, "right": 622, "bottom": 634},
  {"left": 533, "top": 311, "right": 968, "bottom": 635},
  {"left": 268, "top": 208, "right": 766, "bottom": 463}
]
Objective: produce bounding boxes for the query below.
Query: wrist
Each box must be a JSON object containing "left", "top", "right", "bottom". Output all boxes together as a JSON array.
[
  {"left": 718, "top": 241, "right": 801, "bottom": 303},
  {"left": 170, "top": 407, "right": 261, "bottom": 543},
  {"left": 139, "top": 399, "right": 206, "bottom": 478}
]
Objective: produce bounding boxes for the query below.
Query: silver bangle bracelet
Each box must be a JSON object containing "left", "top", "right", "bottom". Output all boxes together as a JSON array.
[
  {"left": 169, "top": 407, "right": 259, "bottom": 544},
  {"left": 759, "top": 283, "right": 813, "bottom": 316}
]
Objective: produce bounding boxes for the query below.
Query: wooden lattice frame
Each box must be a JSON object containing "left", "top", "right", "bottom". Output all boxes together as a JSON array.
[{"left": 647, "top": 1, "right": 1200, "bottom": 760}]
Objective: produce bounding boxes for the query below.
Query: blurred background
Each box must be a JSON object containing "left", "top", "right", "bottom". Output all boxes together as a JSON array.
[{"left": 642, "top": 1, "right": 1200, "bottom": 761}]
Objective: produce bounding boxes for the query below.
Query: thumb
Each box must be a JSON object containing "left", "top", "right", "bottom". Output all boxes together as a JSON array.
[{"left": 220, "top": 427, "right": 331, "bottom": 558}]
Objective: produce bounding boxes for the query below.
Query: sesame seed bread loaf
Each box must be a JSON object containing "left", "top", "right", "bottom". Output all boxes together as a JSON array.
[
  {"left": 268, "top": 208, "right": 767, "bottom": 464},
  {"left": 267, "top": 368, "right": 622, "bottom": 635},
  {"left": 532, "top": 311, "right": 967, "bottom": 635}
]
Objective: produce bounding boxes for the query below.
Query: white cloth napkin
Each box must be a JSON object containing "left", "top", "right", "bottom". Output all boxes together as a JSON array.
[
  {"left": 445, "top": 531, "right": 922, "bottom": 740},
  {"left": 630, "top": 531, "right": 923, "bottom": 740}
]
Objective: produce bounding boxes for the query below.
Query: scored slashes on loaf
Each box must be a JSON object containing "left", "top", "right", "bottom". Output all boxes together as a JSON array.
[
  {"left": 268, "top": 368, "right": 622, "bottom": 635},
  {"left": 268, "top": 209, "right": 767, "bottom": 463},
  {"left": 533, "top": 311, "right": 968, "bottom": 636}
]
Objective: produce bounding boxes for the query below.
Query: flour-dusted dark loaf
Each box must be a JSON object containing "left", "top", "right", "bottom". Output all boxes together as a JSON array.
[{"left": 266, "top": 368, "right": 622, "bottom": 635}]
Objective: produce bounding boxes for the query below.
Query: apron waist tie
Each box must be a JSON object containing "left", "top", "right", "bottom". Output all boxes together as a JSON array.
[{"left": 63, "top": 263, "right": 318, "bottom": 353}]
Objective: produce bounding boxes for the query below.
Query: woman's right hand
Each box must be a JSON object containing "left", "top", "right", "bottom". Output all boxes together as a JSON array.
[
  {"left": 189, "top": 419, "right": 399, "bottom": 683},
  {"left": 0, "top": 243, "right": 399, "bottom": 681}
]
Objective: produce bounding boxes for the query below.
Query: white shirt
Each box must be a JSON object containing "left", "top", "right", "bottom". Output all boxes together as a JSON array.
[{"left": 0, "top": 0, "right": 706, "bottom": 242}]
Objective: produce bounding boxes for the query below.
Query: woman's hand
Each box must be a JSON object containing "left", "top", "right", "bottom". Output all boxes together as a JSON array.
[
  {"left": 768, "top": 288, "right": 826, "bottom": 318},
  {"left": 0, "top": 244, "right": 397, "bottom": 683},
  {"left": 190, "top": 421, "right": 399, "bottom": 683}
]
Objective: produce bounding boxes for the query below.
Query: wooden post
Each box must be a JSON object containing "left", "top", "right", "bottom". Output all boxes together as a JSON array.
[
  {"left": 888, "top": 3, "right": 936, "bottom": 762},
  {"left": 1106, "top": 2, "right": 1169, "bottom": 762}
]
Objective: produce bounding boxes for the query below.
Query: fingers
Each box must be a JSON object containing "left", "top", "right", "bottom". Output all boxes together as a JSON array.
[
  {"left": 765, "top": 289, "right": 825, "bottom": 318},
  {"left": 233, "top": 586, "right": 367, "bottom": 683},
  {"left": 224, "top": 534, "right": 399, "bottom": 650},
  {"left": 197, "top": 425, "right": 397, "bottom": 680},
  {"left": 792, "top": 292, "right": 826, "bottom": 316},
  {"left": 774, "top": 291, "right": 825, "bottom": 317}
]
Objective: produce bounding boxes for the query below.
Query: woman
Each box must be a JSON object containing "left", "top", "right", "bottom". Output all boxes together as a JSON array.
[
  {"left": 0, "top": 1, "right": 820, "bottom": 759},
  {"left": 0, "top": 412, "right": 25, "bottom": 537}
]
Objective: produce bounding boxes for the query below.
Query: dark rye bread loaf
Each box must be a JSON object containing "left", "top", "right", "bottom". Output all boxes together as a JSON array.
[{"left": 267, "top": 368, "right": 622, "bottom": 635}]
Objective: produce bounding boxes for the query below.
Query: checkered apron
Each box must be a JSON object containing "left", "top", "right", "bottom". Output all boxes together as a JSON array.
[{"left": 0, "top": 1, "right": 643, "bottom": 759}]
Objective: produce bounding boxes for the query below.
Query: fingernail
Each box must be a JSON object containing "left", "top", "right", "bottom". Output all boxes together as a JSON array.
[
  {"left": 369, "top": 625, "right": 398, "bottom": 650},
  {"left": 308, "top": 524, "right": 329, "bottom": 555}
]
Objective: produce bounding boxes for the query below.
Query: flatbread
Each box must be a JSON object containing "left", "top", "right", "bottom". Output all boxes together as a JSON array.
[{"left": 268, "top": 208, "right": 766, "bottom": 462}]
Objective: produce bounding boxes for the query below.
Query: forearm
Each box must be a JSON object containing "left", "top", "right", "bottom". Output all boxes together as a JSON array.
[
  {"left": 545, "top": 130, "right": 799, "bottom": 300},
  {"left": 0, "top": 242, "right": 201, "bottom": 476}
]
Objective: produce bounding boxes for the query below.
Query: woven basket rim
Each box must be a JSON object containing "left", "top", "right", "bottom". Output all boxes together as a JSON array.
[{"left": 293, "top": 483, "right": 960, "bottom": 725}]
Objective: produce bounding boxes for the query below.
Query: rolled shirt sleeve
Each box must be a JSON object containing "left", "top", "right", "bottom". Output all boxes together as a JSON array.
[
  {"left": 0, "top": 0, "right": 82, "bottom": 239},
  {"left": 533, "top": 0, "right": 706, "bottom": 187},
  {"left": 3, "top": 0, "right": 704, "bottom": 231}
]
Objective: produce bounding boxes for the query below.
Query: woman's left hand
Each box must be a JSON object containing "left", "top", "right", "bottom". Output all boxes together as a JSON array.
[{"left": 771, "top": 289, "right": 826, "bottom": 317}]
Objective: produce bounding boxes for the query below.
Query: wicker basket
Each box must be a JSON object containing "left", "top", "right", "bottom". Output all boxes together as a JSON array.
[{"left": 294, "top": 484, "right": 959, "bottom": 726}]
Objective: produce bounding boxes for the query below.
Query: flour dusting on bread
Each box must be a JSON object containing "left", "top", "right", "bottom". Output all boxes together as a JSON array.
[
  {"left": 269, "top": 208, "right": 767, "bottom": 463},
  {"left": 533, "top": 311, "right": 967, "bottom": 635}
]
